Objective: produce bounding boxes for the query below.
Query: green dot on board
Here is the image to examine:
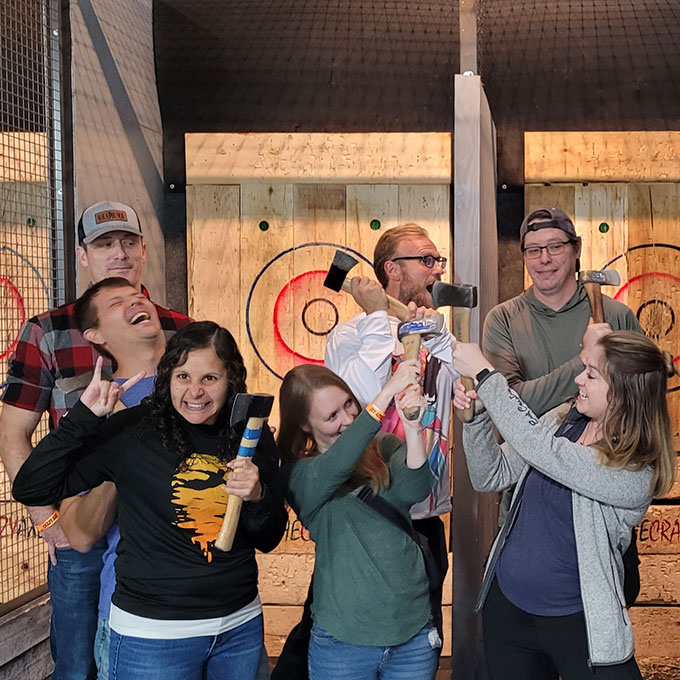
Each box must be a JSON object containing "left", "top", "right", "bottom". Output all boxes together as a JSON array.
[
  {"left": 370, "top": 219, "right": 381, "bottom": 230},
  {"left": 258, "top": 220, "right": 269, "bottom": 232},
  {"left": 598, "top": 222, "right": 609, "bottom": 233},
  {"left": 26, "top": 217, "right": 36, "bottom": 227}
]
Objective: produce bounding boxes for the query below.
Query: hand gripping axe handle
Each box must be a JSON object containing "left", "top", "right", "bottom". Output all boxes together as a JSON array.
[
  {"left": 215, "top": 393, "right": 274, "bottom": 552},
  {"left": 323, "top": 249, "right": 411, "bottom": 321},
  {"left": 396, "top": 315, "right": 445, "bottom": 420}
]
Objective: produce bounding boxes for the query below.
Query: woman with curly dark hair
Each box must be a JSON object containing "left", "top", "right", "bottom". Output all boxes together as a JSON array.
[{"left": 13, "top": 321, "right": 287, "bottom": 680}]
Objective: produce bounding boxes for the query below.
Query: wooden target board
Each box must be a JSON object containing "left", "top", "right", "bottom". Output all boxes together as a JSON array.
[
  {"left": 186, "top": 132, "right": 452, "bottom": 655},
  {"left": 525, "top": 132, "right": 680, "bottom": 659},
  {"left": 0, "top": 178, "right": 52, "bottom": 604}
]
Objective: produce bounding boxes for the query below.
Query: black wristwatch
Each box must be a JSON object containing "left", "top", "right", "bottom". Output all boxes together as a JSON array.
[{"left": 475, "top": 368, "right": 492, "bottom": 384}]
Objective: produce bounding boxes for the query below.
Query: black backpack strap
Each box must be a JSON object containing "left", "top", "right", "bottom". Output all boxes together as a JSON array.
[{"left": 354, "top": 486, "right": 442, "bottom": 605}]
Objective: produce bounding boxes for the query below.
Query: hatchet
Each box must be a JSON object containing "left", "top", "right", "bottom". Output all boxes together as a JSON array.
[
  {"left": 431, "top": 281, "right": 479, "bottom": 422},
  {"left": 578, "top": 269, "right": 621, "bottom": 323},
  {"left": 323, "top": 249, "right": 411, "bottom": 320},
  {"left": 214, "top": 393, "right": 275, "bottom": 552}
]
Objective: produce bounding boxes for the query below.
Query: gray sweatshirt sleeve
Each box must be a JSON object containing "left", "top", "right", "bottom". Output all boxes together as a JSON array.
[
  {"left": 462, "top": 409, "right": 526, "bottom": 493},
  {"left": 475, "top": 372, "right": 654, "bottom": 509}
]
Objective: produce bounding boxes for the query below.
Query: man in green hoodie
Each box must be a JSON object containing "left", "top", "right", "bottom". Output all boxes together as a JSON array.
[{"left": 483, "top": 206, "right": 640, "bottom": 419}]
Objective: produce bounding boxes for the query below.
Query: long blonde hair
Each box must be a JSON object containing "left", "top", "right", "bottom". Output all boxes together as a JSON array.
[
  {"left": 597, "top": 331, "right": 677, "bottom": 497},
  {"left": 278, "top": 364, "right": 390, "bottom": 491}
]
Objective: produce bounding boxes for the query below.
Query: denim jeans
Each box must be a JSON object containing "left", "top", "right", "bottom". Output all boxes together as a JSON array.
[
  {"left": 94, "top": 618, "right": 111, "bottom": 680},
  {"left": 109, "top": 613, "right": 264, "bottom": 680},
  {"left": 308, "top": 622, "right": 440, "bottom": 680},
  {"left": 48, "top": 541, "right": 106, "bottom": 680}
]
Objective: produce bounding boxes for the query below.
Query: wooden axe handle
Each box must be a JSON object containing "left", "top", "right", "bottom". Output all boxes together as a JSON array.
[
  {"left": 453, "top": 307, "right": 475, "bottom": 423},
  {"left": 340, "top": 278, "right": 411, "bottom": 321},
  {"left": 400, "top": 333, "right": 422, "bottom": 420},
  {"left": 214, "top": 416, "right": 266, "bottom": 552},
  {"left": 583, "top": 282, "right": 605, "bottom": 324}
]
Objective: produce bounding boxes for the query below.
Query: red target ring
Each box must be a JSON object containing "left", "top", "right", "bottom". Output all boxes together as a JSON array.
[
  {"left": 614, "top": 271, "right": 680, "bottom": 363},
  {"left": 1, "top": 276, "right": 26, "bottom": 361}
]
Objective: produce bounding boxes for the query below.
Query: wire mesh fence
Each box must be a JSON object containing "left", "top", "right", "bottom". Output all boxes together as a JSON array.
[{"left": 0, "top": 0, "right": 64, "bottom": 610}]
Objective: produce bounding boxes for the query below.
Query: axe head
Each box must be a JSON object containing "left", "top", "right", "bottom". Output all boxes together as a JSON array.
[
  {"left": 431, "top": 281, "right": 478, "bottom": 309},
  {"left": 578, "top": 269, "right": 620, "bottom": 287},
  {"left": 323, "top": 249, "right": 360, "bottom": 292},
  {"left": 396, "top": 314, "right": 446, "bottom": 341},
  {"left": 230, "top": 393, "right": 274, "bottom": 426}
]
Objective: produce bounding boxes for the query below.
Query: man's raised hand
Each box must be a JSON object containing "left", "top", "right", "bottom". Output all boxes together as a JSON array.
[{"left": 80, "top": 356, "right": 146, "bottom": 417}]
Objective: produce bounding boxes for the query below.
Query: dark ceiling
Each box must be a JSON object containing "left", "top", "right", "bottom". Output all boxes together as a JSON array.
[{"left": 155, "top": 0, "right": 680, "bottom": 188}]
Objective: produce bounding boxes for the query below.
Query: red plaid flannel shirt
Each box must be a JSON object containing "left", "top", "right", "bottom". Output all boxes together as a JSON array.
[{"left": 2, "top": 286, "right": 191, "bottom": 429}]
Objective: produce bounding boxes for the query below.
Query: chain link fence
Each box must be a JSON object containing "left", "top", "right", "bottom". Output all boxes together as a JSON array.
[{"left": 0, "top": 0, "right": 64, "bottom": 612}]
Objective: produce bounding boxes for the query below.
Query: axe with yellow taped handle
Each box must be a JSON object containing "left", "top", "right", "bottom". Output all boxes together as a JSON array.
[{"left": 214, "top": 392, "right": 274, "bottom": 552}]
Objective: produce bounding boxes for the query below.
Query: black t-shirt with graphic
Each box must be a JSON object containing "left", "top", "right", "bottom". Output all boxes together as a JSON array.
[{"left": 13, "top": 401, "right": 287, "bottom": 620}]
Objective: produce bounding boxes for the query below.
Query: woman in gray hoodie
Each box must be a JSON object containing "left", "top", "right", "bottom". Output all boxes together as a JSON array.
[{"left": 452, "top": 330, "right": 676, "bottom": 680}]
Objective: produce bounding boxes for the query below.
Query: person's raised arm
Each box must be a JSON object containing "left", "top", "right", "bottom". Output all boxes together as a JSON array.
[
  {"left": 324, "top": 277, "right": 395, "bottom": 406},
  {"left": 286, "top": 360, "right": 421, "bottom": 517},
  {"left": 12, "top": 359, "right": 145, "bottom": 507}
]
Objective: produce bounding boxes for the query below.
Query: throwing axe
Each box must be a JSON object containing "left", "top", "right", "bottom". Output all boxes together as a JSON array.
[
  {"left": 214, "top": 393, "right": 274, "bottom": 552},
  {"left": 431, "top": 281, "right": 479, "bottom": 422},
  {"left": 396, "top": 315, "right": 446, "bottom": 420},
  {"left": 323, "top": 249, "right": 411, "bottom": 320},
  {"left": 578, "top": 269, "right": 621, "bottom": 323}
]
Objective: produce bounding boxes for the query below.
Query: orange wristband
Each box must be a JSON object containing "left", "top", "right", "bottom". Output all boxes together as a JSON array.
[
  {"left": 35, "top": 510, "right": 59, "bottom": 532},
  {"left": 366, "top": 402, "right": 386, "bottom": 422}
]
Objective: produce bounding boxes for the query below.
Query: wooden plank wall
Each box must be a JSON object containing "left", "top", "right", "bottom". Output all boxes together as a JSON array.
[
  {"left": 525, "top": 131, "right": 680, "bottom": 660},
  {"left": 186, "top": 132, "right": 453, "bottom": 656},
  {"left": 0, "top": 142, "right": 53, "bottom": 677}
]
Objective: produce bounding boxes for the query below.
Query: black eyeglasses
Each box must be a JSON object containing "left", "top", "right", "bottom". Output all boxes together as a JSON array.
[
  {"left": 391, "top": 255, "right": 447, "bottom": 269},
  {"left": 521, "top": 241, "right": 573, "bottom": 260}
]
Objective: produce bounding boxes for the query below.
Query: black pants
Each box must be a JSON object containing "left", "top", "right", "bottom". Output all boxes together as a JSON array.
[{"left": 483, "top": 578, "right": 643, "bottom": 680}]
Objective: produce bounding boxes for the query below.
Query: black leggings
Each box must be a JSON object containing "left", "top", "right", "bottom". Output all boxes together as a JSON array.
[{"left": 483, "top": 578, "right": 643, "bottom": 680}]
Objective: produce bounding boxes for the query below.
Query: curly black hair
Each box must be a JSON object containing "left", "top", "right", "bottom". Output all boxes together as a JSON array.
[{"left": 146, "top": 321, "right": 247, "bottom": 471}]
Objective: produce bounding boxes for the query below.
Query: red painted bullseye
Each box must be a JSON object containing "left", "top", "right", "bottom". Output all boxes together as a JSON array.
[
  {"left": 273, "top": 270, "right": 336, "bottom": 365},
  {"left": 0, "top": 276, "right": 26, "bottom": 361}
]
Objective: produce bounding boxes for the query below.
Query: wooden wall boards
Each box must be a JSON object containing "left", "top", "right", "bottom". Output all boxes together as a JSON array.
[{"left": 185, "top": 132, "right": 452, "bottom": 655}]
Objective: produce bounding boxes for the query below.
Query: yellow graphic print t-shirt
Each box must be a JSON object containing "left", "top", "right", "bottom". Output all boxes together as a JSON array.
[{"left": 170, "top": 453, "right": 230, "bottom": 562}]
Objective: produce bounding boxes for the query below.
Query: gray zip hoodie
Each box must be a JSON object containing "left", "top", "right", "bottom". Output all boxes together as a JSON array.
[{"left": 464, "top": 371, "right": 653, "bottom": 666}]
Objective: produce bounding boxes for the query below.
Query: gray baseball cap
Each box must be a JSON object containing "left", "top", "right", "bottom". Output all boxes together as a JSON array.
[
  {"left": 519, "top": 207, "right": 577, "bottom": 243},
  {"left": 78, "top": 201, "right": 143, "bottom": 245}
]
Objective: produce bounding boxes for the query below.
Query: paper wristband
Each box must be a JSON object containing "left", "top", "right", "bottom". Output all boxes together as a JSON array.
[
  {"left": 35, "top": 510, "right": 59, "bottom": 532},
  {"left": 366, "top": 403, "right": 386, "bottom": 422}
]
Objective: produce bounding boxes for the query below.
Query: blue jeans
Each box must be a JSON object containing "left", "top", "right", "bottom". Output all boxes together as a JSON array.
[
  {"left": 94, "top": 618, "right": 111, "bottom": 680},
  {"left": 48, "top": 541, "right": 106, "bottom": 680},
  {"left": 308, "top": 622, "right": 440, "bottom": 680},
  {"left": 109, "top": 614, "right": 264, "bottom": 680}
]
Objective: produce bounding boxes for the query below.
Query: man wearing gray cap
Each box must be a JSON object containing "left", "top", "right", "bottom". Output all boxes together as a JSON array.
[
  {"left": 483, "top": 207, "right": 639, "bottom": 420},
  {"left": 480, "top": 206, "right": 641, "bottom": 677},
  {"left": 0, "top": 200, "right": 190, "bottom": 680}
]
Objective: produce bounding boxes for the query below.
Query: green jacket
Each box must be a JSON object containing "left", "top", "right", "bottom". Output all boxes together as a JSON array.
[{"left": 284, "top": 411, "right": 431, "bottom": 646}]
